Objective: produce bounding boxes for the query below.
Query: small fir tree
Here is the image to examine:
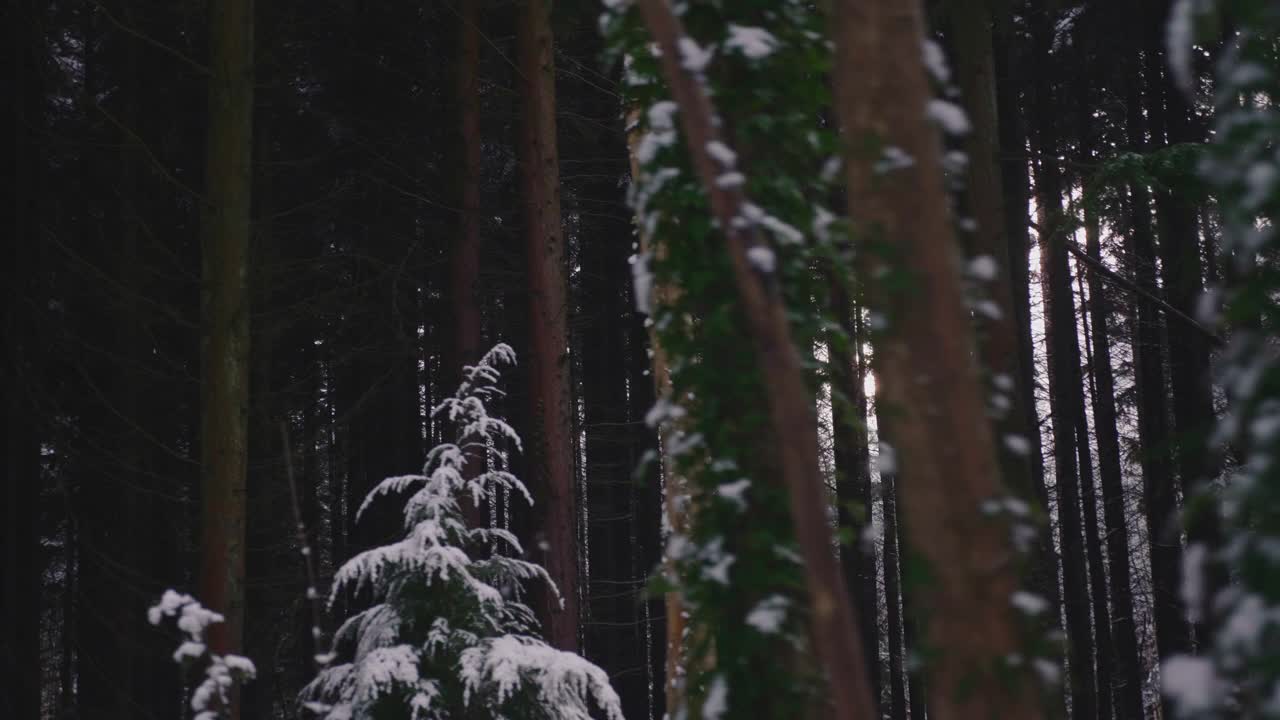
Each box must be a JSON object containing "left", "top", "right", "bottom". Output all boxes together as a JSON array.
[{"left": 299, "top": 344, "right": 622, "bottom": 720}]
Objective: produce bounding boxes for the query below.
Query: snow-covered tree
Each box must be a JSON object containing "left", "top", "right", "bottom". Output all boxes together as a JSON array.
[
  {"left": 147, "top": 590, "right": 258, "bottom": 720},
  {"left": 299, "top": 344, "right": 622, "bottom": 720},
  {"left": 1163, "top": 2, "right": 1280, "bottom": 717}
]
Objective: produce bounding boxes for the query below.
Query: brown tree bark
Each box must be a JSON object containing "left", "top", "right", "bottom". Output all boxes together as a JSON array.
[
  {"left": 624, "top": 108, "right": 688, "bottom": 712},
  {"left": 633, "top": 2, "right": 877, "bottom": 718},
  {"left": 831, "top": 1, "right": 1040, "bottom": 717},
  {"left": 951, "top": 1, "right": 1039, "bottom": 502},
  {"left": 197, "top": 3, "right": 254, "bottom": 718},
  {"left": 451, "top": 0, "right": 486, "bottom": 529},
  {"left": 517, "top": 0, "right": 579, "bottom": 652}
]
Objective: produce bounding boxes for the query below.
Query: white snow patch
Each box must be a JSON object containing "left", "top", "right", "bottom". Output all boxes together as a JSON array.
[
  {"left": 647, "top": 100, "right": 679, "bottom": 131},
  {"left": 1011, "top": 591, "right": 1050, "bottom": 616},
  {"left": 968, "top": 255, "right": 999, "bottom": 281},
  {"left": 747, "top": 246, "right": 777, "bottom": 273},
  {"left": 726, "top": 24, "right": 778, "bottom": 60},
  {"left": 745, "top": 596, "right": 789, "bottom": 634},
  {"left": 922, "top": 39, "right": 950, "bottom": 84},
  {"left": 630, "top": 252, "right": 654, "bottom": 315},
  {"left": 706, "top": 140, "right": 737, "bottom": 167},
  {"left": 1004, "top": 434, "right": 1032, "bottom": 456},
  {"left": 717, "top": 479, "right": 751, "bottom": 510},
  {"left": 927, "top": 99, "right": 971, "bottom": 135},
  {"left": 703, "top": 674, "right": 729, "bottom": 720},
  {"left": 1163, "top": 656, "right": 1220, "bottom": 716},
  {"left": 716, "top": 172, "right": 746, "bottom": 189},
  {"left": 678, "top": 37, "right": 714, "bottom": 73},
  {"left": 876, "top": 443, "right": 897, "bottom": 475}
]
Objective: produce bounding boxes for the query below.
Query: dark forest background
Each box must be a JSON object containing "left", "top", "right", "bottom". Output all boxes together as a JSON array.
[{"left": 0, "top": 1, "right": 1236, "bottom": 719}]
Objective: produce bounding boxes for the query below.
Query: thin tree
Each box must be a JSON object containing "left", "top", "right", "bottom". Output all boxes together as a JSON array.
[
  {"left": 831, "top": 1, "right": 1041, "bottom": 717},
  {"left": 1121, "top": 13, "right": 1185, "bottom": 670}
]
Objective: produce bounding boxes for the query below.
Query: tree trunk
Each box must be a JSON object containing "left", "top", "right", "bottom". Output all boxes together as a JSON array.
[
  {"left": 1122, "top": 33, "right": 1187, "bottom": 669},
  {"left": 198, "top": 5, "right": 254, "bottom": 718},
  {"left": 634, "top": 2, "right": 878, "bottom": 718},
  {"left": 1030, "top": 11, "right": 1097, "bottom": 720},
  {"left": 451, "top": 0, "right": 486, "bottom": 528},
  {"left": 624, "top": 108, "right": 684, "bottom": 714},
  {"left": 951, "top": 0, "right": 1039, "bottom": 503},
  {"left": 829, "top": 279, "right": 881, "bottom": 713},
  {"left": 993, "top": 11, "right": 1058, "bottom": 618},
  {"left": 1081, "top": 215, "right": 1146, "bottom": 720},
  {"left": 1142, "top": 0, "right": 1223, "bottom": 649},
  {"left": 878, "top": 413, "right": 909, "bottom": 720},
  {"left": 517, "top": 0, "right": 579, "bottom": 652},
  {"left": 832, "top": 1, "right": 1040, "bottom": 717},
  {"left": 2, "top": 3, "right": 43, "bottom": 709},
  {"left": 1076, "top": 259, "right": 1115, "bottom": 720}
]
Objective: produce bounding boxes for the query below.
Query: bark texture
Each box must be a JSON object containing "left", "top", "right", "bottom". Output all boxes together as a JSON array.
[
  {"left": 197, "top": 5, "right": 254, "bottom": 708},
  {"left": 634, "top": 2, "right": 877, "bottom": 718},
  {"left": 517, "top": 0, "right": 579, "bottom": 652},
  {"left": 833, "top": 1, "right": 1040, "bottom": 717}
]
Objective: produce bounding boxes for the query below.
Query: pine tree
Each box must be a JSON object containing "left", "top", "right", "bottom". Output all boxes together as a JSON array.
[{"left": 301, "top": 345, "right": 622, "bottom": 720}]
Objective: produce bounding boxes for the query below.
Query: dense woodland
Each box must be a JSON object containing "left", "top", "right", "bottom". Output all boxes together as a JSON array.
[{"left": 3, "top": 0, "right": 1280, "bottom": 719}]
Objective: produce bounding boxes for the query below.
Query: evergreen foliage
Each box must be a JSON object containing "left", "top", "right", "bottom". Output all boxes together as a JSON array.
[
  {"left": 299, "top": 345, "right": 622, "bottom": 720},
  {"left": 1163, "top": 2, "right": 1280, "bottom": 717}
]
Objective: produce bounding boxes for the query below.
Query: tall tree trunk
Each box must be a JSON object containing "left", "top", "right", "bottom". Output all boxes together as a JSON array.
[
  {"left": 1030, "top": 11, "right": 1097, "bottom": 720},
  {"left": 832, "top": 1, "right": 1040, "bottom": 717},
  {"left": 1081, "top": 216, "right": 1146, "bottom": 720},
  {"left": 881, "top": 463, "right": 909, "bottom": 720},
  {"left": 1076, "top": 261, "right": 1115, "bottom": 720},
  {"left": 1122, "top": 32, "right": 1186, "bottom": 670},
  {"left": 517, "top": 0, "right": 578, "bottom": 652},
  {"left": 624, "top": 109, "right": 684, "bottom": 714},
  {"left": 829, "top": 280, "right": 881, "bottom": 713},
  {"left": 451, "top": 0, "right": 486, "bottom": 528},
  {"left": 635, "top": 2, "right": 878, "bottom": 718},
  {"left": 198, "top": 5, "right": 254, "bottom": 718},
  {"left": 2, "top": 3, "right": 43, "bottom": 712},
  {"left": 951, "top": 0, "right": 1039, "bottom": 502},
  {"left": 993, "top": 11, "right": 1059, "bottom": 620},
  {"left": 1142, "top": 0, "right": 1223, "bottom": 649}
]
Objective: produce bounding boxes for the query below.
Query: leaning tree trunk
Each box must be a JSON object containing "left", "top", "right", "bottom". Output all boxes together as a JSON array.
[
  {"left": 198, "top": 0, "right": 254, "bottom": 717},
  {"left": 831, "top": 1, "right": 1041, "bottom": 718},
  {"left": 633, "top": 2, "right": 878, "bottom": 718},
  {"left": 517, "top": 0, "right": 579, "bottom": 653}
]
